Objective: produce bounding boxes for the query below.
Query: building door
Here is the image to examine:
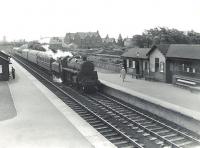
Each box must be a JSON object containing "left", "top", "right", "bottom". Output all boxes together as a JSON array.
[
  {"left": 166, "top": 61, "right": 173, "bottom": 83},
  {"left": 123, "top": 59, "right": 127, "bottom": 72},
  {"left": 136, "top": 61, "right": 140, "bottom": 74}
]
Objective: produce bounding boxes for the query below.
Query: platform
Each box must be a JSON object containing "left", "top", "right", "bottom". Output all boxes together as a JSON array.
[
  {"left": 97, "top": 68, "right": 200, "bottom": 134},
  {"left": 0, "top": 59, "right": 116, "bottom": 148},
  {"left": 0, "top": 82, "right": 16, "bottom": 121}
]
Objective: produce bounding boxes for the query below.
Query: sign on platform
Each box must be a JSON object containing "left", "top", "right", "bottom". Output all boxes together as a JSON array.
[{"left": 0, "top": 65, "right": 2, "bottom": 73}]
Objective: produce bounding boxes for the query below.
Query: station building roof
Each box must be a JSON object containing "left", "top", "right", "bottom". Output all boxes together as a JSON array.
[
  {"left": 166, "top": 44, "right": 200, "bottom": 60},
  {"left": 147, "top": 44, "right": 170, "bottom": 56},
  {"left": 121, "top": 48, "right": 150, "bottom": 59},
  {"left": 0, "top": 51, "right": 10, "bottom": 62}
]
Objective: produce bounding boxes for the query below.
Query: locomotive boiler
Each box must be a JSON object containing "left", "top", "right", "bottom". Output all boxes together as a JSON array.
[{"left": 60, "top": 56, "right": 99, "bottom": 92}]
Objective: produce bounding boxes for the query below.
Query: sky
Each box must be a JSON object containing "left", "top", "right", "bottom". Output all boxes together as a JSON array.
[{"left": 0, "top": 0, "right": 200, "bottom": 41}]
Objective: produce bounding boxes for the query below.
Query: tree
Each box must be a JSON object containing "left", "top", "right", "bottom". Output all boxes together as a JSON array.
[
  {"left": 132, "top": 27, "right": 200, "bottom": 47},
  {"left": 117, "top": 34, "right": 124, "bottom": 47}
]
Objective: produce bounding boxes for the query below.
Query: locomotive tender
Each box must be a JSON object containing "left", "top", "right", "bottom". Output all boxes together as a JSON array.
[{"left": 12, "top": 47, "right": 99, "bottom": 92}]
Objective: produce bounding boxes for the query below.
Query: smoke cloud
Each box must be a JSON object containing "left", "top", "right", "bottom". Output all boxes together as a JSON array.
[{"left": 42, "top": 45, "right": 73, "bottom": 60}]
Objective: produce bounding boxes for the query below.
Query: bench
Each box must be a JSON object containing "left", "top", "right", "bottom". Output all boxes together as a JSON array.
[{"left": 174, "top": 77, "right": 200, "bottom": 92}]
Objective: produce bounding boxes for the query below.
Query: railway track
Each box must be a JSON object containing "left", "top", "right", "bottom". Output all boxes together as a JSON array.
[
  {"left": 83, "top": 93, "right": 200, "bottom": 148},
  {"left": 13, "top": 55, "right": 200, "bottom": 148}
]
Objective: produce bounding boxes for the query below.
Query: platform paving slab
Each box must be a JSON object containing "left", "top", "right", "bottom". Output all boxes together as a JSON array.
[{"left": 0, "top": 82, "right": 17, "bottom": 121}]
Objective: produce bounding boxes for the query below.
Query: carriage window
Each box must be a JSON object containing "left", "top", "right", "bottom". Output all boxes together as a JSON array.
[{"left": 155, "top": 58, "right": 159, "bottom": 72}]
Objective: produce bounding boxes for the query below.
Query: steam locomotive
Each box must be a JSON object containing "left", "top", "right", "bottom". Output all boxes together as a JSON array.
[{"left": 11, "top": 47, "right": 99, "bottom": 92}]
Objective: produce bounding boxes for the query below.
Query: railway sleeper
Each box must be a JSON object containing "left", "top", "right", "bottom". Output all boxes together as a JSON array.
[
  {"left": 99, "top": 129, "right": 113, "bottom": 134},
  {"left": 174, "top": 139, "right": 193, "bottom": 146},
  {"left": 88, "top": 120, "right": 101, "bottom": 124},
  {"left": 112, "top": 140, "right": 131, "bottom": 146},
  {"left": 85, "top": 118, "right": 98, "bottom": 122},
  {"left": 162, "top": 133, "right": 177, "bottom": 138},
  {"left": 154, "top": 139, "right": 164, "bottom": 145},
  {"left": 95, "top": 126, "right": 108, "bottom": 130},
  {"left": 103, "top": 132, "right": 119, "bottom": 137},
  {"left": 148, "top": 126, "right": 163, "bottom": 131},
  {"left": 142, "top": 123, "right": 157, "bottom": 128},
  {"left": 176, "top": 141, "right": 195, "bottom": 147},
  {"left": 167, "top": 136, "right": 185, "bottom": 142},
  {"left": 117, "top": 142, "right": 137, "bottom": 148},
  {"left": 92, "top": 123, "right": 105, "bottom": 128}
]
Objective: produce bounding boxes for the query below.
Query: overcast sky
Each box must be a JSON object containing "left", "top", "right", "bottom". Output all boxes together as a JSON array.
[{"left": 0, "top": 0, "right": 200, "bottom": 41}]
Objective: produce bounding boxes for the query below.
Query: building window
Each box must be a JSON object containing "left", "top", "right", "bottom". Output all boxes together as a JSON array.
[
  {"left": 132, "top": 61, "right": 135, "bottom": 68},
  {"left": 126, "top": 59, "right": 129, "bottom": 68},
  {"left": 155, "top": 58, "right": 159, "bottom": 72},
  {"left": 160, "top": 62, "right": 164, "bottom": 72},
  {"left": 193, "top": 68, "right": 196, "bottom": 73},
  {"left": 0, "top": 65, "right": 2, "bottom": 74},
  {"left": 182, "top": 64, "right": 184, "bottom": 71},
  {"left": 129, "top": 60, "right": 133, "bottom": 68},
  {"left": 186, "top": 67, "right": 190, "bottom": 72}
]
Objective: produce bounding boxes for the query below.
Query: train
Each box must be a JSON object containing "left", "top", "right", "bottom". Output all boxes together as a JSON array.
[{"left": 11, "top": 46, "right": 100, "bottom": 92}]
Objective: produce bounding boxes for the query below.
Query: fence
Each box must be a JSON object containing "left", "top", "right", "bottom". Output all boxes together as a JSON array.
[{"left": 93, "top": 61, "right": 121, "bottom": 72}]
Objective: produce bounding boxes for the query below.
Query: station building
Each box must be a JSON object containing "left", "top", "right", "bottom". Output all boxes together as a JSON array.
[
  {"left": 121, "top": 48, "right": 150, "bottom": 78},
  {"left": 0, "top": 51, "right": 11, "bottom": 81},
  {"left": 122, "top": 44, "right": 200, "bottom": 87}
]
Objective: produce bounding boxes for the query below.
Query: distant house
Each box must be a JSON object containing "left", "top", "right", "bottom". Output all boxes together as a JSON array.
[
  {"left": 121, "top": 48, "right": 150, "bottom": 78},
  {"left": 49, "top": 37, "right": 63, "bottom": 49},
  {"left": 102, "top": 35, "right": 116, "bottom": 46},
  {"left": 49, "top": 37, "right": 63, "bottom": 45},
  {"left": 64, "top": 31, "right": 102, "bottom": 49}
]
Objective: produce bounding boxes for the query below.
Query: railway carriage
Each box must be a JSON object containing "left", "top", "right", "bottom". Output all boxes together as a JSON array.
[
  {"left": 27, "top": 50, "right": 40, "bottom": 64},
  {"left": 37, "top": 52, "right": 54, "bottom": 71},
  {"left": 21, "top": 49, "right": 29, "bottom": 59}
]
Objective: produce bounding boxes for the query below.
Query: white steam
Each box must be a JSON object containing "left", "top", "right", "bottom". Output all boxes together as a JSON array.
[{"left": 42, "top": 45, "right": 73, "bottom": 60}]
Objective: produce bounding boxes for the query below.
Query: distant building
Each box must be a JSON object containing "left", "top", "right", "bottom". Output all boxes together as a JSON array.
[
  {"left": 63, "top": 31, "right": 102, "bottom": 49},
  {"left": 49, "top": 37, "right": 64, "bottom": 50},
  {"left": 102, "top": 35, "right": 116, "bottom": 46},
  {"left": 49, "top": 37, "right": 63, "bottom": 45},
  {"left": 124, "top": 38, "right": 135, "bottom": 48}
]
